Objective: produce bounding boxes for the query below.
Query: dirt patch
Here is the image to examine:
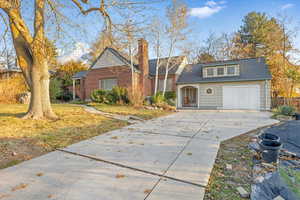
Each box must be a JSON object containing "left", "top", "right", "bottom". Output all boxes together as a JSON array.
[
  {"left": 0, "top": 138, "right": 46, "bottom": 169},
  {"left": 204, "top": 131, "right": 258, "bottom": 200}
]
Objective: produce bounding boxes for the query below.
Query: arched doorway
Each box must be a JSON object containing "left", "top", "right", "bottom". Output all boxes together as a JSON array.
[{"left": 181, "top": 86, "right": 198, "bottom": 107}]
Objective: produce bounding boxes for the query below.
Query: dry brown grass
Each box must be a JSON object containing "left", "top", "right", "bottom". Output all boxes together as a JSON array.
[
  {"left": 0, "top": 75, "right": 27, "bottom": 104},
  {"left": 0, "top": 104, "right": 127, "bottom": 169}
]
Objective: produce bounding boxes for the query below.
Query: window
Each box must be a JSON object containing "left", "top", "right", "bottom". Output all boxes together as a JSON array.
[
  {"left": 203, "top": 65, "right": 239, "bottom": 78},
  {"left": 158, "top": 78, "right": 173, "bottom": 91},
  {"left": 205, "top": 88, "right": 213, "bottom": 95},
  {"left": 217, "top": 67, "right": 225, "bottom": 76},
  {"left": 206, "top": 68, "right": 214, "bottom": 77},
  {"left": 100, "top": 78, "right": 117, "bottom": 90},
  {"left": 227, "top": 66, "right": 235, "bottom": 75}
]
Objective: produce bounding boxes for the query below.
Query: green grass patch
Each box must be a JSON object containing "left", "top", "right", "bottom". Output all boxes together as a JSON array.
[{"left": 279, "top": 167, "right": 300, "bottom": 198}]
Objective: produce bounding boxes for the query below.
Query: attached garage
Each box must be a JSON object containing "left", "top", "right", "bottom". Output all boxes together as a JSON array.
[
  {"left": 176, "top": 58, "right": 272, "bottom": 111},
  {"left": 223, "top": 85, "right": 260, "bottom": 110}
]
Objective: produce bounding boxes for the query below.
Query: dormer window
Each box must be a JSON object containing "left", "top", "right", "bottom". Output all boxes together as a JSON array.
[
  {"left": 203, "top": 65, "right": 239, "bottom": 78},
  {"left": 227, "top": 66, "right": 236, "bottom": 75},
  {"left": 217, "top": 67, "right": 224, "bottom": 76},
  {"left": 207, "top": 68, "right": 214, "bottom": 76}
]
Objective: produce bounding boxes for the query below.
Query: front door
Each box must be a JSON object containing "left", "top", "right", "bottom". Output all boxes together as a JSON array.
[{"left": 182, "top": 87, "right": 197, "bottom": 107}]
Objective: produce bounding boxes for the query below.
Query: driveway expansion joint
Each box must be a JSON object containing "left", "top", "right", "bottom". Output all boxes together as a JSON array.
[{"left": 57, "top": 148, "right": 207, "bottom": 189}]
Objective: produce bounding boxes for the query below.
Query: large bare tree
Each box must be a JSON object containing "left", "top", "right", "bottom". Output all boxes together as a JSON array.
[{"left": 0, "top": 0, "right": 157, "bottom": 119}]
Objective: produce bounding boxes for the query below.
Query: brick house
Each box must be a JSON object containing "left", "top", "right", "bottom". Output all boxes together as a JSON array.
[{"left": 72, "top": 39, "right": 188, "bottom": 100}]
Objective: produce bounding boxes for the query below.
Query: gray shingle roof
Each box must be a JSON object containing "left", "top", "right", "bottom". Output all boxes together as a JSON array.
[
  {"left": 149, "top": 56, "right": 184, "bottom": 76},
  {"left": 72, "top": 70, "right": 88, "bottom": 79},
  {"left": 177, "top": 57, "right": 272, "bottom": 84}
]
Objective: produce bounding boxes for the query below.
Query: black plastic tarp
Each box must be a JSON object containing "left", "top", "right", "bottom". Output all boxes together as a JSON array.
[
  {"left": 251, "top": 121, "right": 300, "bottom": 200},
  {"left": 263, "top": 121, "right": 300, "bottom": 157},
  {"left": 251, "top": 172, "right": 298, "bottom": 200}
]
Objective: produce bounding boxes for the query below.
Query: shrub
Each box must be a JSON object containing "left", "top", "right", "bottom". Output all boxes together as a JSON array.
[
  {"left": 90, "top": 89, "right": 108, "bottom": 103},
  {"left": 164, "top": 91, "right": 176, "bottom": 100},
  {"left": 151, "top": 93, "right": 165, "bottom": 105},
  {"left": 111, "top": 86, "right": 129, "bottom": 104},
  {"left": 91, "top": 87, "right": 130, "bottom": 105},
  {"left": 276, "top": 105, "right": 296, "bottom": 116},
  {"left": 59, "top": 90, "right": 73, "bottom": 102},
  {"left": 166, "top": 99, "right": 175, "bottom": 106},
  {"left": 49, "top": 78, "right": 63, "bottom": 101}
]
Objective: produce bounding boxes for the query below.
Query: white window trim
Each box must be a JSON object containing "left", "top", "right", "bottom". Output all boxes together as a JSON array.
[
  {"left": 204, "top": 87, "right": 214, "bottom": 95},
  {"left": 205, "top": 68, "right": 215, "bottom": 77},
  {"left": 216, "top": 67, "right": 225, "bottom": 77},
  {"left": 203, "top": 65, "right": 239, "bottom": 78},
  {"left": 226, "top": 66, "right": 237, "bottom": 76}
]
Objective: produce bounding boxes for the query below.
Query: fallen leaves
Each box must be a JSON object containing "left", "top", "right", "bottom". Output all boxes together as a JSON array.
[
  {"left": 36, "top": 172, "right": 44, "bottom": 177},
  {"left": 0, "top": 194, "right": 11, "bottom": 199},
  {"left": 11, "top": 183, "right": 28, "bottom": 192},
  {"left": 144, "top": 189, "right": 152, "bottom": 194},
  {"left": 115, "top": 174, "right": 125, "bottom": 179}
]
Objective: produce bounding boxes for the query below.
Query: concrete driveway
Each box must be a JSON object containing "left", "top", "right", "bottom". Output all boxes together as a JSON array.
[{"left": 0, "top": 111, "right": 278, "bottom": 200}]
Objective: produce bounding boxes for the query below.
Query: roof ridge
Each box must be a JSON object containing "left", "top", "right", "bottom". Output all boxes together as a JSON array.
[
  {"left": 149, "top": 55, "right": 184, "bottom": 61},
  {"left": 198, "top": 57, "right": 265, "bottom": 65}
]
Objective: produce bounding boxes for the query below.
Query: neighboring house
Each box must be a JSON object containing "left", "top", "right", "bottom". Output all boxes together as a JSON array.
[
  {"left": 0, "top": 68, "right": 22, "bottom": 79},
  {"left": 72, "top": 39, "right": 187, "bottom": 100},
  {"left": 176, "top": 58, "right": 272, "bottom": 110}
]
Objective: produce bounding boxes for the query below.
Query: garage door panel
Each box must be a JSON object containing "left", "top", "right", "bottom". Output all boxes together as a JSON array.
[{"left": 223, "top": 85, "right": 260, "bottom": 110}]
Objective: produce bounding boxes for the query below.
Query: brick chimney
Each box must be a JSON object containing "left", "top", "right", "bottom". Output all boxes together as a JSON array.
[{"left": 138, "top": 38, "right": 150, "bottom": 96}]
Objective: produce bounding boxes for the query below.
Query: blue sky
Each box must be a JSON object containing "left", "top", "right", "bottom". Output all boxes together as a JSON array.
[{"left": 52, "top": 0, "right": 300, "bottom": 63}]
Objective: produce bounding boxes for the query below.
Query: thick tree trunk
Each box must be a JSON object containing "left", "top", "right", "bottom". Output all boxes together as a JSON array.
[
  {"left": 40, "top": 60, "right": 57, "bottom": 119},
  {"left": 22, "top": 57, "right": 57, "bottom": 120},
  {"left": 23, "top": 61, "right": 43, "bottom": 119}
]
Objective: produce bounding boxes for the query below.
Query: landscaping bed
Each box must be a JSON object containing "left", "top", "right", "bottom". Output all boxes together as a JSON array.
[
  {"left": 204, "top": 131, "right": 257, "bottom": 200},
  {"left": 0, "top": 104, "right": 128, "bottom": 169},
  {"left": 89, "top": 103, "right": 173, "bottom": 120}
]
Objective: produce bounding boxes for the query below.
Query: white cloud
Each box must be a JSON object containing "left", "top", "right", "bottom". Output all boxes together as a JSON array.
[
  {"left": 281, "top": 3, "right": 294, "bottom": 10},
  {"left": 205, "top": 1, "right": 217, "bottom": 7},
  {"left": 189, "top": 1, "right": 225, "bottom": 19},
  {"left": 58, "top": 42, "right": 91, "bottom": 64}
]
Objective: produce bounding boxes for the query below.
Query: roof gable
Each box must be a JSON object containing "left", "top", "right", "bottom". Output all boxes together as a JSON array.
[{"left": 91, "top": 48, "right": 131, "bottom": 70}]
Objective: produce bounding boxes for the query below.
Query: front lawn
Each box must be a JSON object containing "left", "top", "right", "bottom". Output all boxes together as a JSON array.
[
  {"left": 0, "top": 104, "right": 127, "bottom": 169},
  {"left": 89, "top": 103, "right": 173, "bottom": 120}
]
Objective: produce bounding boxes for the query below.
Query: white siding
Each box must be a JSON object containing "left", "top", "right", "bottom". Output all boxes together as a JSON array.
[{"left": 177, "top": 81, "right": 271, "bottom": 110}]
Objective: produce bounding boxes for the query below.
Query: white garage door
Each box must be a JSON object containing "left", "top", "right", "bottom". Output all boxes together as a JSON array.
[{"left": 223, "top": 85, "right": 260, "bottom": 110}]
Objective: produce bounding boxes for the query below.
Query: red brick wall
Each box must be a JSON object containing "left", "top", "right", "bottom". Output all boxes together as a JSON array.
[
  {"left": 83, "top": 66, "right": 144, "bottom": 100},
  {"left": 151, "top": 74, "right": 177, "bottom": 93}
]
